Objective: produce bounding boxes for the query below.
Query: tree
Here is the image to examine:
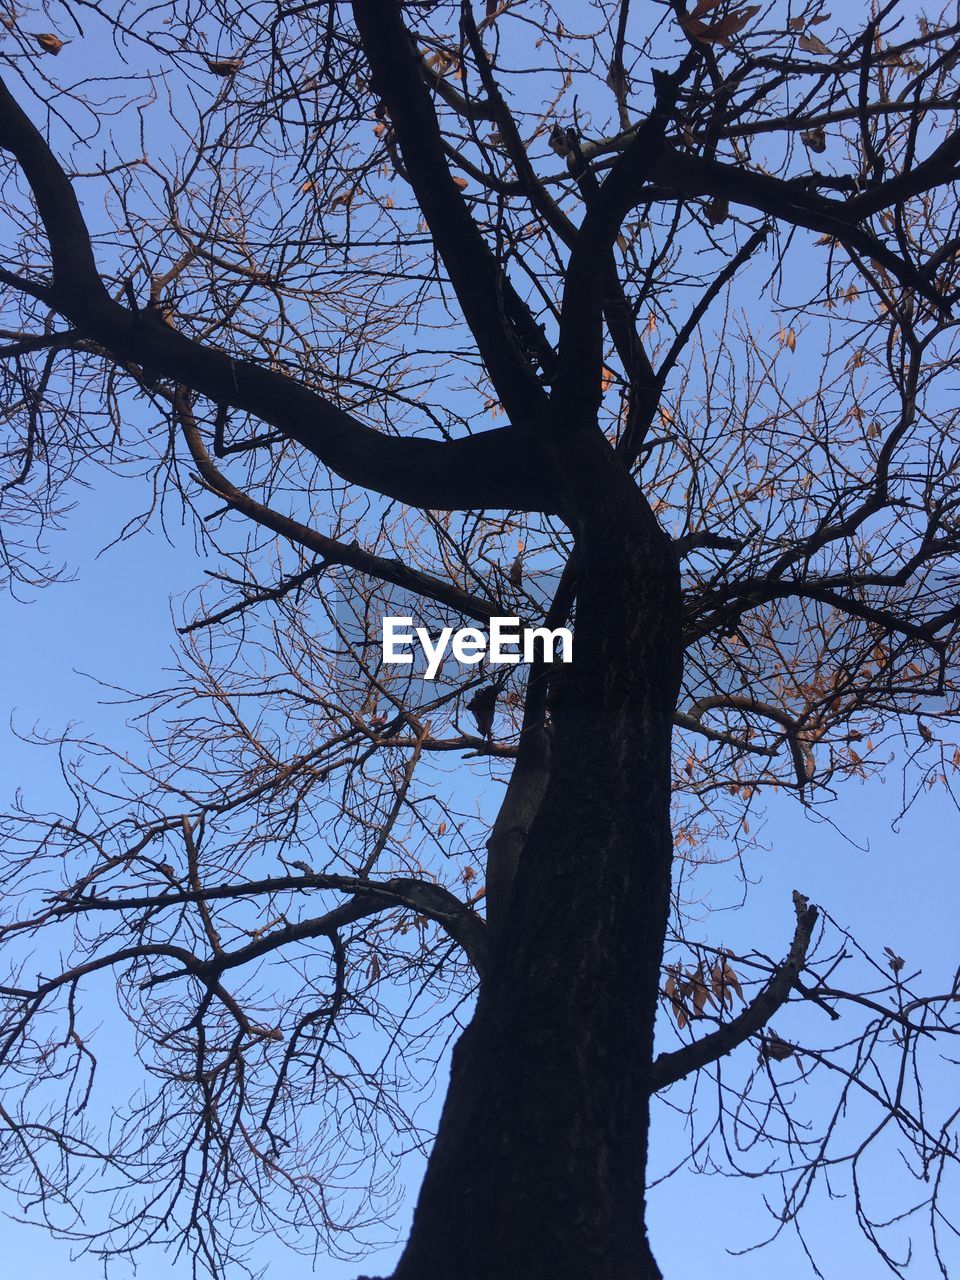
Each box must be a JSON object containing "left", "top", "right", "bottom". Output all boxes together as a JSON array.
[{"left": 2, "top": 1, "right": 960, "bottom": 1276}]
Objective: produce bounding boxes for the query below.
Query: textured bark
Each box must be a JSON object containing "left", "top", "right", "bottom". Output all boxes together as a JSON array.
[{"left": 392, "top": 438, "right": 682, "bottom": 1280}]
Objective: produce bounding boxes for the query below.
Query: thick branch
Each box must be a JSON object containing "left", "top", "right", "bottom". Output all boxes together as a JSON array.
[
  {"left": 553, "top": 57, "right": 699, "bottom": 425},
  {"left": 351, "top": 0, "right": 552, "bottom": 422},
  {"left": 652, "top": 147, "right": 949, "bottom": 310},
  {"left": 0, "top": 76, "right": 553, "bottom": 514},
  {"left": 175, "top": 391, "right": 501, "bottom": 622}
]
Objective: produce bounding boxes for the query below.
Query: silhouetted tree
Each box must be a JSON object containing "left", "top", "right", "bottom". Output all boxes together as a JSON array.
[{"left": 2, "top": 3, "right": 960, "bottom": 1277}]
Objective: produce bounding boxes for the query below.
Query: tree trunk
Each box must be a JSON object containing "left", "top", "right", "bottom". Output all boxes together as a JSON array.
[{"left": 392, "top": 442, "right": 682, "bottom": 1280}]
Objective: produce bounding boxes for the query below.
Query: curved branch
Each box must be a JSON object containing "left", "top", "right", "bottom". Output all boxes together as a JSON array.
[
  {"left": 650, "top": 893, "right": 818, "bottom": 1093},
  {"left": 682, "top": 694, "right": 815, "bottom": 786},
  {"left": 0, "top": 76, "right": 554, "bottom": 514},
  {"left": 175, "top": 390, "right": 500, "bottom": 622},
  {"left": 41, "top": 871, "right": 488, "bottom": 976}
]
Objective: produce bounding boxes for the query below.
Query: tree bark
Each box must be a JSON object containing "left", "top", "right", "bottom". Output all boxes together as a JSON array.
[{"left": 392, "top": 439, "right": 682, "bottom": 1280}]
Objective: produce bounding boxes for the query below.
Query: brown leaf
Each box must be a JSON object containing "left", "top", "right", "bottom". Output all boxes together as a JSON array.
[
  {"left": 206, "top": 56, "right": 243, "bottom": 76},
  {"left": 686, "top": 0, "right": 726, "bottom": 16},
  {"left": 35, "top": 32, "right": 66, "bottom": 54},
  {"left": 689, "top": 964, "right": 716, "bottom": 1016},
  {"left": 760, "top": 1030, "right": 795, "bottom": 1062},
  {"left": 706, "top": 195, "right": 729, "bottom": 226},
  {"left": 452, "top": 175, "right": 469, "bottom": 191},
  {"left": 800, "top": 126, "right": 826, "bottom": 153},
  {"left": 664, "top": 969, "right": 688, "bottom": 1027},
  {"left": 798, "top": 33, "right": 831, "bottom": 54},
  {"left": 680, "top": 4, "right": 760, "bottom": 45},
  {"left": 549, "top": 123, "right": 574, "bottom": 156},
  {"left": 467, "top": 685, "right": 498, "bottom": 738},
  {"left": 329, "top": 187, "right": 358, "bottom": 211},
  {"left": 722, "top": 959, "right": 744, "bottom": 1003}
]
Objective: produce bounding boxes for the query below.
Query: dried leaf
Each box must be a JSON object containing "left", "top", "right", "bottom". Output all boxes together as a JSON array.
[
  {"left": 800, "top": 126, "right": 826, "bottom": 153},
  {"left": 722, "top": 960, "right": 743, "bottom": 1003},
  {"left": 706, "top": 195, "right": 729, "bottom": 225},
  {"left": 35, "top": 32, "right": 66, "bottom": 54},
  {"left": 760, "top": 1030, "right": 795, "bottom": 1062},
  {"left": 206, "top": 56, "right": 243, "bottom": 76},
  {"left": 687, "top": 0, "right": 726, "bottom": 17},
  {"left": 467, "top": 685, "right": 498, "bottom": 738},
  {"left": 329, "top": 187, "right": 358, "bottom": 211},
  {"left": 689, "top": 964, "right": 716, "bottom": 1016},
  {"left": 798, "top": 33, "right": 832, "bottom": 54},
  {"left": 680, "top": 5, "right": 760, "bottom": 45},
  {"left": 664, "top": 969, "right": 688, "bottom": 1027}
]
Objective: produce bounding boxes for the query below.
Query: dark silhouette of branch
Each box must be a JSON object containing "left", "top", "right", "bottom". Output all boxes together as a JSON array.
[{"left": 651, "top": 893, "right": 819, "bottom": 1092}]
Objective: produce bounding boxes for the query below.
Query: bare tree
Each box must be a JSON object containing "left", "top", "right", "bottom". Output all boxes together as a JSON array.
[{"left": 2, "top": 2, "right": 960, "bottom": 1277}]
